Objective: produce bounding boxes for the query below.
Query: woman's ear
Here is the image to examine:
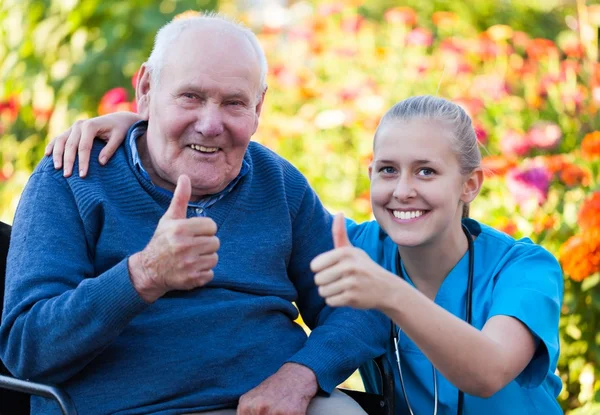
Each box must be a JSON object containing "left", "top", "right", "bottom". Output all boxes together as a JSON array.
[
  {"left": 135, "top": 64, "right": 152, "bottom": 121},
  {"left": 461, "top": 167, "right": 484, "bottom": 205}
]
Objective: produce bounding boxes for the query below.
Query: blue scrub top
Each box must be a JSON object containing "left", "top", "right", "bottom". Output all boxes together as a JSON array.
[{"left": 349, "top": 218, "right": 564, "bottom": 415}]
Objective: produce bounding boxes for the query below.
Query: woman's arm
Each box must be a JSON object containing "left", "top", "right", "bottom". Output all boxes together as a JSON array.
[
  {"left": 381, "top": 280, "right": 537, "bottom": 397},
  {"left": 45, "top": 111, "right": 142, "bottom": 177},
  {"left": 312, "top": 215, "right": 557, "bottom": 397}
]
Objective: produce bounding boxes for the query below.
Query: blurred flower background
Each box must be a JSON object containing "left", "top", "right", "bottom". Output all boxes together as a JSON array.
[{"left": 1, "top": 0, "right": 600, "bottom": 412}]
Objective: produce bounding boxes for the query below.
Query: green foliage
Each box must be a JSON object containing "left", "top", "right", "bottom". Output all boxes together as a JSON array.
[
  {"left": 1, "top": 0, "right": 600, "bottom": 411},
  {"left": 0, "top": 0, "right": 217, "bottom": 197}
]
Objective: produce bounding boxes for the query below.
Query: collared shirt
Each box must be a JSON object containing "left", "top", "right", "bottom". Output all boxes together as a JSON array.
[{"left": 128, "top": 123, "right": 249, "bottom": 217}]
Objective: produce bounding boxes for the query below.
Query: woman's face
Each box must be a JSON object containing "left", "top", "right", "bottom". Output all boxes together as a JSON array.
[{"left": 369, "top": 118, "right": 476, "bottom": 248}]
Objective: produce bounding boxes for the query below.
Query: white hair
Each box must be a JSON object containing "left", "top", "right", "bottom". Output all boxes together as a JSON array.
[{"left": 145, "top": 12, "right": 268, "bottom": 95}]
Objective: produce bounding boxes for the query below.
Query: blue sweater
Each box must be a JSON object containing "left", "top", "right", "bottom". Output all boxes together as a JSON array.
[{"left": 0, "top": 137, "right": 388, "bottom": 415}]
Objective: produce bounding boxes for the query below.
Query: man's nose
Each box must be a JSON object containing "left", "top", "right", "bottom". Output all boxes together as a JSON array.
[
  {"left": 195, "top": 104, "right": 225, "bottom": 138},
  {"left": 392, "top": 176, "right": 416, "bottom": 200}
]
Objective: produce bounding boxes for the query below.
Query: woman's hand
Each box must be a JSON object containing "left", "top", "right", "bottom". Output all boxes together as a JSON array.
[
  {"left": 45, "top": 111, "right": 142, "bottom": 177},
  {"left": 311, "top": 213, "right": 398, "bottom": 310}
]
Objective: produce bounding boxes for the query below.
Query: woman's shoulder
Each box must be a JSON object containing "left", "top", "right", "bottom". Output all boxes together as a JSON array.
[{"left": 466, "top": 218, "right": 562, "bottom": 282}]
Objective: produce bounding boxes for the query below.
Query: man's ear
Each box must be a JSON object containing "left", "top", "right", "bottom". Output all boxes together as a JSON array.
[
  {"left": 461, "top": 167, "right": 484, "bottom": 205},
  {"left": 135, "top": 64, "right": 152, "bottom": 121},
  {"left": 368, "top": 163, "right": 373, "bottom": 180},
  {"left": 252, "top": 87, "right": 268, "bottom": 135}
]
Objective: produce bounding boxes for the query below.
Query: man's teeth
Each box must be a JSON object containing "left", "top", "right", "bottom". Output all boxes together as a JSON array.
[
  {"left": 392, "top": 210, "right": 424, "bottom": 220},
  {"left": 189, "top": 144, "right": 218, "bottom": 153}
]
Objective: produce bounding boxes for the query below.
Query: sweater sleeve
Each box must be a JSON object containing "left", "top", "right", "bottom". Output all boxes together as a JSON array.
[
  {"left": 284, "top": 183, "right": 389, "bottom": 393},
  {"left": 0, "top": 170, "right": 149, "bottom": 384}
]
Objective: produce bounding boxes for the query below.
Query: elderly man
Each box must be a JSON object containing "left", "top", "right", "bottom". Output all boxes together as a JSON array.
[{"left": 0, "top": 13, "right": 388, "bottom": 415}]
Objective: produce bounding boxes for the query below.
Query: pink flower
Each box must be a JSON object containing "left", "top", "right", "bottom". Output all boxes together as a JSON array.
[
  {"left": 407, "top": 28, "right": 433, "bottom": 47},
  {"left": 317, "top": 3, "right": 344, "bottom": 17},
  {"left": 472, "top": 74, "right": 509, "bottom": 100},
  {"left": 98, "top": 88, "right": 129, "bottom": 115},
  {"left": 500, "top": 130, "right": 530, "bottom": 156},
  {"left": 526, "top": 122, "right": 562, "bottom": 150},
  {"left": 474, "top": 123, "right": 488, "bottom": 144},
  {"left": 341, "top": 15, "right": 364, "bottom": 34},
  {"left": 506, "top": 167, "right": 551, "bottom": 208}
]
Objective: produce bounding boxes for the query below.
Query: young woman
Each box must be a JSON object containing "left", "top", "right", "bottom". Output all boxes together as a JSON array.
[{"left": 47, "top": 96, "right": 563, "bottom": 414}]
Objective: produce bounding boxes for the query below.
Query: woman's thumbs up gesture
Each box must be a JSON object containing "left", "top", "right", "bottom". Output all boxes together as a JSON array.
[{"left": 311, "top": 213, "right": 396, "bottom": 310}]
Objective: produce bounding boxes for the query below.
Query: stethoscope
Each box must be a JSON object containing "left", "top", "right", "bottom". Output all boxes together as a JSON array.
[{"left": 392, "top": 223, "right": 474, "bottom": 415}]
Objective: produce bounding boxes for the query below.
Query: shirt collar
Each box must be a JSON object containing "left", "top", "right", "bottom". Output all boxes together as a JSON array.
[{"left": 127, "top": 121, "right": 249, "bottom": 208}]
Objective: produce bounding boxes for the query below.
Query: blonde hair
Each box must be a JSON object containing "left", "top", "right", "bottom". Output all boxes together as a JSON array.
[{"left": 375, "top": 95, "right": 481, "bottom": 218}]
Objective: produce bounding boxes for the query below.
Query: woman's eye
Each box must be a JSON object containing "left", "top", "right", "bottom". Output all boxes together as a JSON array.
[
  {"left": 379, "top": 166, "right": 397, "bottom": 174},
  {"left": 417, "top": 168, "right": 435, "bottom": 176}
]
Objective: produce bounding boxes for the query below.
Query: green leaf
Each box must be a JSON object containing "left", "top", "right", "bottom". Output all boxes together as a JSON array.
[{"left": 582, "top": 273, "right": 600, "bottom": 292}]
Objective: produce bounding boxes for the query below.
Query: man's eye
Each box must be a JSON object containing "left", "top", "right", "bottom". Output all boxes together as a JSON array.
[
  {"left": 227, "top": 101, "right": 245, "bottom": 107},
  {"left": 182, "top": 93, "right": 198, "bottom": 99}
]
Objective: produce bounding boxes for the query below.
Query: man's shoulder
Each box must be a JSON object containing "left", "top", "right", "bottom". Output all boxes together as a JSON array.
[{"left": 247, "top": 142, "right": 307, "bottom": 182}]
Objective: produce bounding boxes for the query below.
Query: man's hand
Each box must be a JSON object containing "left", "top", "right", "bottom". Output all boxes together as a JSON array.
[
  {"left": 311, "top": 213, "right": 397, "bottom": 310},
  {"left": 237, "top": 363, "right": 318, "bottom": 415},
  {"left": 44, "top": 111, "right": 142, "bottom": 177},
  {"left": 128, "top": 174, "right": 219, "bottom": 303}
]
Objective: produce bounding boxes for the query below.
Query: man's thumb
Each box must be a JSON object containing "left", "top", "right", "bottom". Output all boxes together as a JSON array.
[
  {"left": 165, "top": 175, "right": 191, "bottom": 219},
  {"left": 332, "top": 213, "right": 351, "bottom": 248}
]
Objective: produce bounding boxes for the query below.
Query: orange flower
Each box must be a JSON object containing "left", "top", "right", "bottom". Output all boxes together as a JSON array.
[
  {"left": 173, "top": 10, "right": 201, "bottom": 20},
  {"left": 432, "top": 11, "right": 458, "bottom": 27},
  {"left": 559, "top": 164, "right": 590, "bottom": 187},
  {"left": 582, "top": 131, "right": 600, "bottom": 160},
  {"left": 498, "top": 219, "right": 518, "bottom": 237},
  {"left": 533, "top": 214, "right": 556, "bottom": 234},
  {"left": 578, "top": 192, "right": 600, "bottom": 231},
  {"left": 560, "top": 228, "right": 600, "bottom": 282},
  {"left": 526, "top": 38, "right": 558, "bottom": 60},
  {"left": 384, "top": 7, "right": 417, "bottom": 26},
  {"left": 537, "top": 154, "right": 569, "bottom": 175},
  {"left": 481, "top": 155, "right": 518, "bottom": 177}
]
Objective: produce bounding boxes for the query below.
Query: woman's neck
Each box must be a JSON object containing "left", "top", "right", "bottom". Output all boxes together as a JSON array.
[{"left": 398, "top": 223, "right": 469, "bottom": 301}]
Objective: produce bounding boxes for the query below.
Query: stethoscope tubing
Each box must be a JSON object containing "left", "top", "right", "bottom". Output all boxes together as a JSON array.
[{"left": 392, "top": 224, "right": 475, "bottom": 415}]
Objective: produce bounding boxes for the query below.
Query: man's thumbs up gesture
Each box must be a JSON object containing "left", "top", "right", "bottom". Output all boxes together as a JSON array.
[
  {"left": 128, "top": 175, "right": 220, "bottom": 303},
  {"left": 311, "top": 213, "right": 393, "bottom": 310}
]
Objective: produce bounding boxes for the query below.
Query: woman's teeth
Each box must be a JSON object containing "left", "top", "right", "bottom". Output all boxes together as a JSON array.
[{"left": 393, "top": 210, "right": 424, "bottom": 220}]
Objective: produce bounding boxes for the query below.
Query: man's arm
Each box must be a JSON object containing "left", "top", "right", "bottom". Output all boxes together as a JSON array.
[
  {"left": 0, "top": 170, "right": 149, "bottom": 384},
  {"left": 0, "top": 171, "right": 219, "bottom": 384},
  {"left": 285, "top": 184, "right": 389, "bottom": 393}
]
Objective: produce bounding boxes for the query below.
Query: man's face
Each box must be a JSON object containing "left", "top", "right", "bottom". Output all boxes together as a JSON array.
[{"left": 137, "top": 25, "right": 264, "bottom": 198}]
